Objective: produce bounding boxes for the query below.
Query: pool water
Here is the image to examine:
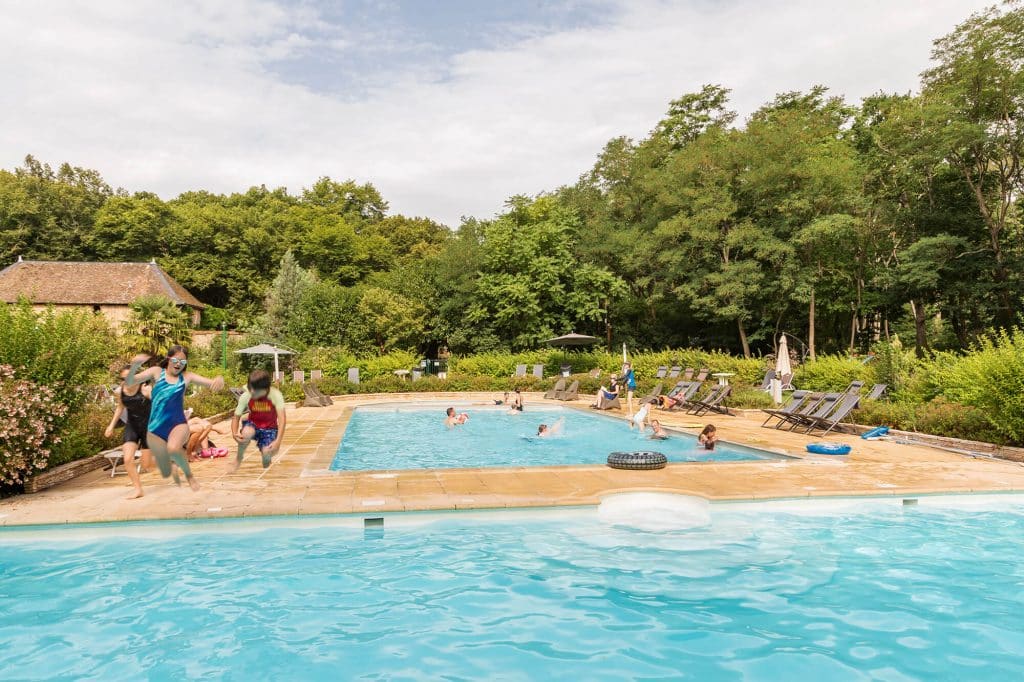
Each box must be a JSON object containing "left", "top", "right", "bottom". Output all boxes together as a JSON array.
[
  {"left": 2, "top": 500, "right": 1023, "bottom": 680},
  {"left": 331, "top": 404, "right": 778, "bottom": 470}
]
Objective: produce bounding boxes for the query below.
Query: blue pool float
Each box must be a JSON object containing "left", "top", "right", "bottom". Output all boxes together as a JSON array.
[
  {"left": 805, "top": 442, "right": 852, "bottom": 456},
  {"left": 861, "top": 426, "right": 890, "bottom": 440}
]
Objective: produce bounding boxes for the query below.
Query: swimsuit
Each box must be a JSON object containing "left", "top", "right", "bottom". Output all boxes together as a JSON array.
[
  {"left": 148, "top": 370, "right": 187, "bottom": 441},
  {"left": 120, "top": 386, "right": 151, "bottom": 447}
]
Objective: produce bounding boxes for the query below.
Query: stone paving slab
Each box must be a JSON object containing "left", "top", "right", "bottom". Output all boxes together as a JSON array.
[{"left": 3, "top": 391, "right": 1024, "bottom": 527}]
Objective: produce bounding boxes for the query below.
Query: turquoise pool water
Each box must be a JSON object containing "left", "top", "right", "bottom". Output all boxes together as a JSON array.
[
  {"left": 331, "top": 404, "right": 779, "bottom": 470},
  {"left": 2, "top": 499, "right": 1023, "bottom": 680}
]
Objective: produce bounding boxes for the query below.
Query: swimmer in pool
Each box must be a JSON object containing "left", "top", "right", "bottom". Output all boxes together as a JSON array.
[
  {"left": 628, "top": 401, "right": 651, "bottom": 431},
  {"left": 648, "top": 419, "right": 668, "bottom": 440},
  {"left": 698, "top": 424, "right": 717, "bottom": 450},
  {"left": 537, "top": 417, "right": 564, "bottom": 438},
  {"left": 445, "top": 407, "right": 469, "bottom": 428}
]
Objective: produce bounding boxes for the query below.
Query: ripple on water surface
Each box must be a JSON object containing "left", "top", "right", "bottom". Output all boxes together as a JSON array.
[{"left": 1, "top": 504, "right": 1023, "bottom": 680}]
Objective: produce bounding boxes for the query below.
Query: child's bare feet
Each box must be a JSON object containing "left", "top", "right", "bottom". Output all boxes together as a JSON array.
[
  {"left": 127, "top": 488, "right": 144, "bottom": 500},
  {"left": 188, "top": 477, "right": 200, "bottom": 492}
]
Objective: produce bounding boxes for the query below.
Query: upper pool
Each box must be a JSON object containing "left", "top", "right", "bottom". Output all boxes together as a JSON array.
[{"left": 330, "top": 403, "right": 782, "bottom": 471}]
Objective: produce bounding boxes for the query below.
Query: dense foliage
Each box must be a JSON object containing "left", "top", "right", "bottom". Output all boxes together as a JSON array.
[
  {"left": 0, "top": 5, "right": 1020, "bottom": 359},
  {"left": 0, "top": 365, "right": 68, "bottom": 484}
]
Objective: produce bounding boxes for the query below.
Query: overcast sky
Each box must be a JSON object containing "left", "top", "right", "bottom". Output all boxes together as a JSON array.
[{"left": 0, "top": 0, "right": 992, "bottom": 227}]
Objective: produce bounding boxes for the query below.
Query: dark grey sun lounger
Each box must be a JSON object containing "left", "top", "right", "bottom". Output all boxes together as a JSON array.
[
  {"left": 682, "top": 368, "right": 695, "bottom": 380},
  {"left": 803, "top": 391, "right": 863, "bottom": 436},
  {"left": 688, "top": 384, "right": 732, "bottom": 416},
  {"left": 785, "top": 392, "right": 842, "bottom": 431},
  {"left": 667, "top": 366, "right": 682, "bottom": 379},
  {"left": 866, "top": 383, "right": 888, "bottom": 401},
  {"left": 669, "top": 381, "right": 704, "bottom": 411},
  {"left": 654, "top": 366, "right": 668, "bottom": 379},
  {"left": 544, "top": 378, "right": 566, "bottom": 400},
  {"left": 641, "top": 382, "right": 663, "bottom": 403},
  {"left": 772, "top": 392, "right": 827, "bottom": 430},
  {"left": 760, "top": 389, "right": 811, "bottom": 427}
]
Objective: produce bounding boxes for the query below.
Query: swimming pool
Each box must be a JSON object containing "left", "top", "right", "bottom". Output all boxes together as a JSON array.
[
  {"left": 330, "top": 403, "right": 780, "bottom": 470},
  {"left": 2, "top": 497, "right": 1023, "bottom": 680}
]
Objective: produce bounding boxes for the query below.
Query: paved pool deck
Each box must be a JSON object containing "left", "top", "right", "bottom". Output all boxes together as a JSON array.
[{"left": 3, "top": 392, "right": 1024, "bottom": 526}]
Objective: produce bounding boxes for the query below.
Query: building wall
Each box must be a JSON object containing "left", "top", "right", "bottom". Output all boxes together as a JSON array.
[{"left": 29, "top": 304, "right": 201, "bottom": 329}]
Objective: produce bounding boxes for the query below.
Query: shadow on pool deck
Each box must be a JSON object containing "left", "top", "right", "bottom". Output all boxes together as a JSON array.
[{"left": 3, "top": 392, "right": 1024, "bottom": 526}]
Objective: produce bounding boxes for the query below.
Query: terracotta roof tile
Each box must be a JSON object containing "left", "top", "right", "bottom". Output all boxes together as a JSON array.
[{"left": 0, "top": 260, "right": 205, "bottom": 308}]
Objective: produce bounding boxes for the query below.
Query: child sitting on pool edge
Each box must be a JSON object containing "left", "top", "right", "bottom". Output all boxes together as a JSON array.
[
  {"left": 231, "top": 369, "right": 287, "bottom": 470},
  {"left": 698, "top": 424, "right": 717, "bottom": 450}
]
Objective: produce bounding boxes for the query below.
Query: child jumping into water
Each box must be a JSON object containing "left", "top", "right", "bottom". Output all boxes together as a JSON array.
[
  {"left": 104, "top": 364, "right": 154, "bottom": 499},
  {"left": 231, "top": 369, "right": 287, "bottom": 471},
  {"left": 125, "top": 346, "right": 224, "bottom": 491}
]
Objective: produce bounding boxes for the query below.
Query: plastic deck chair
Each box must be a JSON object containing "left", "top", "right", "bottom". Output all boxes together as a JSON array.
[
  {"left": 292, "top": 370, "right": 305, "bottom": 383},
  {"left": 557, "top": 379, "right": 579, "bottom": 401},
  {"left": 544, "top": 378, "right": 566, "bottom": 400},
  {"left": 532, "top": 364, "right": 544, "bottom": 379},
  {"left": 310, "top": 369, "right": 323, "bottom": 381},
  {"left": 514, "top": 364, "right": 527, "bottom": 378},
  {"left": 347, "top": 367, "right": 360, "bottom": 384}
]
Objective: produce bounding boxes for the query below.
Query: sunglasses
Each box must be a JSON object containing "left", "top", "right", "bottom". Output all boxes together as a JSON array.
[{"left": 169, "top": 358, "right": 188, "bottom": 368}]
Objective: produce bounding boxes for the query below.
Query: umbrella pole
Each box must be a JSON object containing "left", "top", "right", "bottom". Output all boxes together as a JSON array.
[{"left": 274, "top": 352, "right": 280, "bottom": 381}]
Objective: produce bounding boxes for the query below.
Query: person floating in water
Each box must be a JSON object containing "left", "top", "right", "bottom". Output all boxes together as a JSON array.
[
  {"left": 231, "top": 369, "right": 287, "bottom": 471},
  {"left": 125, "top": 346, "right": 224, "bottom": 491},
  {"left": 537, "top": 417, "right": 564, "bottom": 438},
  {"left": 445, "top": 407, "right": 469, "bottom": 427},
  {"left": 698, "top": 424, "right": 717, "bottom": 450},
  {"left": 648, "top": 419, "right": 668, "bottom": 440}
]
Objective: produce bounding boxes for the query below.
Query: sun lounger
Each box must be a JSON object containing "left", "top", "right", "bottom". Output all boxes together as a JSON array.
[
  {"left": 557, "top": 379, "right": 579, "bottom": 401},
  {"left": 770, "top": 392, "right": 826, "bottom": 430},
  {"left": 682, "top": 368, "right": 694, "bottom": 380},
  {"left": 803, "top": 391, "right": 862, "bottom": 436},
  {"left": 514, "top": 364, "right": 527, "bottom": 378},
  {"left": 694, "top": 368, "right": 710, "bottom": 382},
  {"left": 347, "top": 367, "right": 359, "bottom": 384},
  {"left": 758, "top": 369, "right": 776, "bottom": 391},
  {"left": 303, "top": 383, "right": 332, "bottom": 407},
  {"left": 668, "top": 381, "right": 704, "bottom": 411},
  {"left": 654, "top": 366, "right": 668, "bottom": 379},
  {"left": 760, "top": 390, "right": 811, "bottom": 427},
  {"left": 544, "top": 378, "right": 566, "bottom": 400},
  {"left": 532, "top": 364, "right": 544, "bottom": 379},
  {"left": 667, "top": 366, "right": 682, "bottom": 378},
  {"left": 311, "top": 369, "right": 323, "bottom": 381},
  {"left": 688, "top": 384, "right": 732, "bottom": 416},
  {"left": 866, "top": 383, "right": 888, "bottom": 400},
  {"left": 292, "top": 370, "right": 305, "bottom": 383},
  {"left": 784, "top": 392, "right": 841, "bottom": 431},
  {"left": 641, "top": 382, "right": 663, "bottom": 403},
  {"left": 780, "top": 372, "right": 794, "bottom": 390},
  {"left": 588, "top": 368, "right": 601, "bottom": 379}
]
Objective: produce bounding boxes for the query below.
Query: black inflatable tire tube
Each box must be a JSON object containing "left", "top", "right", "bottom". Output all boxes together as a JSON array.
[{"left": 607, "top": 451, "right": 668, "bottom": 470}]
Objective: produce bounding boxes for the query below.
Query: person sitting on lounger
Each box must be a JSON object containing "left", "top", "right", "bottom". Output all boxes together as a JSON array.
[
  {"left": 593, "top": 375, "right": 619, "bottom": 409},
  {"left": 445, "top": 407, "right": 469, "bottom": 427},
  {"left": 648, "top": 420, "right": 668, "bottom": 440},
  {"left": 698, "top": 424, "right": 717, "bottom": 450}
]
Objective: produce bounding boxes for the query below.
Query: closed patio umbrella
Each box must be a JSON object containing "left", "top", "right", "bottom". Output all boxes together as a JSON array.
[{"left": 772, "top": 335, "right": 793, "bottom": 403}]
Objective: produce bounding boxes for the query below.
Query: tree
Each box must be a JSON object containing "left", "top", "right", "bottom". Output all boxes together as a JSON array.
[
  {"left": 262, "top": 250, "right": 316, "bottom": 342},
  {"left": 120, "top": 295, "right": 193, "bottom": 356},
  {"left": 357, "top": 287, "right": 426, "bottom": 354},
  {"left": 922, "top": 3, "right": 1024, "bottom": 324}
]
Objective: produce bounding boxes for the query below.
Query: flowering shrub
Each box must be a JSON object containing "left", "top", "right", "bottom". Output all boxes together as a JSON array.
[{"left": 0, "top": 365, "right": 68, "bottom": 485}]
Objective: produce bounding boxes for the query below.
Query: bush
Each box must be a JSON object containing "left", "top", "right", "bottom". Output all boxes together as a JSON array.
[
  {"left": 0, "top": 365, "right": 68, "bottom": 484},
  {"left": 728, "top": 386, "right": 775, "bottom": 410},
  {"left": 49, "top": 402, "right": 121, "bottom": 468},
  {"left": 184, "top": 389, "right": 237, "bottom": 419},
  {"left": 0, "top": 301, "right": 117, "bottom": 410},
  {"left": 929, "top": 326, "right": 1024, "bottom": 444},
  {"left": 793, "top": 355, "right": 872, "bottom": 392},
  {"left": 853, "top": 398, "right": 1003, "bottom": 444}
]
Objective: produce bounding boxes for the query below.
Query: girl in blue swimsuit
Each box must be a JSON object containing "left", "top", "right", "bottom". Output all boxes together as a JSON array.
[{"left": 125, "top": 346, "right": 224, "bottom": 491}]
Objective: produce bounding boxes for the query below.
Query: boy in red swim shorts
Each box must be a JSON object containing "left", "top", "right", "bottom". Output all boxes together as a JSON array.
[{"left": 230, "top": 369, "right": 287, "bottom": 471}]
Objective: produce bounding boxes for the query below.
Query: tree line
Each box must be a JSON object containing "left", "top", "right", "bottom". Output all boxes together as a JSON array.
[{"left": 0, "top": 3, "right": 1021, "bottom": 359}]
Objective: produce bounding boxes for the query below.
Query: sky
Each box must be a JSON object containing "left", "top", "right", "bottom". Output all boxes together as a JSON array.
[{"left": 0, "top": 0, "right": 994, "bottom": 227}]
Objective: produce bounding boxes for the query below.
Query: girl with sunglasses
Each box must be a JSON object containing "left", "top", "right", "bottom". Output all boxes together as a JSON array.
[{"left": 125, "top": 345, "right": 224, "bottom": 491}]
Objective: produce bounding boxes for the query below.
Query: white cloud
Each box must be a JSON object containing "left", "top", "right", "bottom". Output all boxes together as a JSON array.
[{"left": 0, "top": 0, "right": 992, "bottom": 227}]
